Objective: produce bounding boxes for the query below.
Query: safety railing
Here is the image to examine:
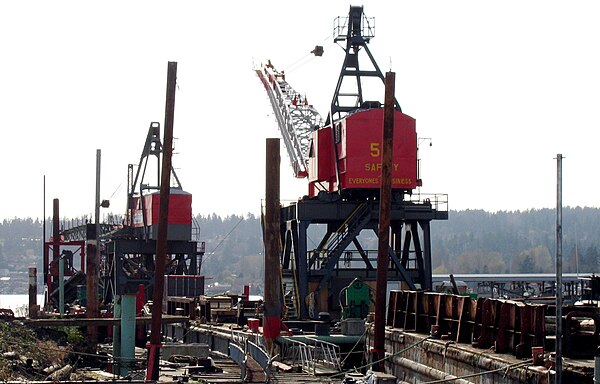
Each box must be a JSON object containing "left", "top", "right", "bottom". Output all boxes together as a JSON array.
[
  {"left": 280, "top": 337, "right": 341, "bottom": 375},
  {"left": 247, "top": 340, "right": 270, "bottom": 373},
  {"left": 229, "top": 343, "right": 246, "bottom": 379},
  {"left": 406, "top": 192, "right": 449, "bottom": 213},
  {"left": 230, "top": 328, "right": 263, "bottom": 349},
  {"left": 308, "top": 249, "right": 421, "bottom": 271}
]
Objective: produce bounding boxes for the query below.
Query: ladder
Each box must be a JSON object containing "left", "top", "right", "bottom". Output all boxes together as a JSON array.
[{"left": 282, "top": 274, "right": 299, "bottom": 319}]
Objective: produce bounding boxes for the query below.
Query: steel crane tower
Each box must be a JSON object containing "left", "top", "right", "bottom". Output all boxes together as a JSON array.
[{"left": 257, "top": 6, "right": 448, "bottom": 320}]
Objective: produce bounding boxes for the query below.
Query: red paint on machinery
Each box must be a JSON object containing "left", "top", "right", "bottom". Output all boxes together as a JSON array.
[
  {"left": 308, "top": 109, "right": 419, "bottom": 196},
  {"left": 132, "top": 190, "right": 192, "bottom": 228}
]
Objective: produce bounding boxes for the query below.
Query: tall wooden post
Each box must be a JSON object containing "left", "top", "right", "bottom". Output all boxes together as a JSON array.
[
  {"left": 28, "top": 267, "right": 38, "bottom": 318},
  {"left": 264, "top": 138, "right": 282, "bottom": 354},
  {"left": 42, "top": 176, "right": 47, "bottom": 302},
  {"left": 373, "top": 72, "right": 396, "bottom": 371},
  {"left": 86, "top": 148, "right": 101, "bottom": 346},
  {"left": 52, "top": 199, "right": 60, "bottom": 292},
  {"left": 147, "top": 61, "right": 177, "bottom": 381}
]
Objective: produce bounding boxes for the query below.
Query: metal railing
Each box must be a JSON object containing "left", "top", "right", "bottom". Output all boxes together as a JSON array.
[
  {"left": 230, "top": 328, "right": 264, "bottom": 348},
  {"left": 280, "top": 337, "right": 341, "bottom": 375},
  {"left": 247, "top": 340, "right": 271, "bottom": 373},
  {"left": 309, "top": 248, "right": 421, "bottom": 272},
  {"left": 229, "top": 343, "right": 246, "bottom": 379},
  {"left": 226, "top": 328, "right": 270, "bottom": 381},
  {"left": 407, "top": 192, "right": 449, "bottom": 212}
]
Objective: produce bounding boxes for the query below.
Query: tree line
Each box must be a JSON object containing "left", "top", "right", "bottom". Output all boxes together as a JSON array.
[
  {"left": 0, "top": 207, "right": 598, "bottom": 287},
  {"left": 431, "top": 207, "right": 600, "bottom": 274}
]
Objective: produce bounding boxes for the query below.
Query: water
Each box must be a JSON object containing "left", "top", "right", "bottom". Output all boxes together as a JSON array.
[{"left": 0, "top": 294, "right": 45, "bottom": 314}]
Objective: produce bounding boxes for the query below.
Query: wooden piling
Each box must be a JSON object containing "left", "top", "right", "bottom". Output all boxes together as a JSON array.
[
  {"left": 28, "top": 267, "right": 37, "bottom": 318},
  {"left": 264, "top": 138, "right": 282, "bottom": 353},
  {"left": 147, "top": 61, "right": 177, "bottom": 381},
  {"left": 373, "top": 72, "right": 396, "bottom": 370}
]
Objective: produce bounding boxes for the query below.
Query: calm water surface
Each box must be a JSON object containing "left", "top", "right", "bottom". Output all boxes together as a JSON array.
[{"left": 0, "top": 294, "right": 45, "bottom": 312}]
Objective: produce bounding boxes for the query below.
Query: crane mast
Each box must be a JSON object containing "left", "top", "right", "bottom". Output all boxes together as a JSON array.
[
  {"left": 329, "top": 5, "right": 401, "bottom": 124},
  {"left": 255, "top": 62, "right": 323, "bottom": 178}
]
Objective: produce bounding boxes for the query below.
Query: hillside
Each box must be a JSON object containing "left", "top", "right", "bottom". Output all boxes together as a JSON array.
[{"left": 1, "top": 207, "right": 598, "bottom": 295}]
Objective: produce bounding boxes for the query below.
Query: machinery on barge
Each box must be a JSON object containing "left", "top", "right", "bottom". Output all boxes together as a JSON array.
[
  {"left": 256, "top": 5, "right": 447, "bottom": 320},
  {"left": 43, "top": 122, "right": 205, "bottom": 313}
]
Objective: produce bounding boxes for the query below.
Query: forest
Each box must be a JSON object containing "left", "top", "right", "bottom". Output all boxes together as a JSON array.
[{"left": 0, "top": 207, "right": 598, "bottom": 295}]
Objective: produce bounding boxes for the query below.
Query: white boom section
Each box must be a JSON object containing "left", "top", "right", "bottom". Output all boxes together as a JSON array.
[{"left": 256, "top": 62, "right": 323, "bottom": 178}]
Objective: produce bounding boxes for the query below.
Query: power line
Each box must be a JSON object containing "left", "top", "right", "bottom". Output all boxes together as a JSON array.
[{"left": 204, "top": 216, "right": 245, "bottom": 260}]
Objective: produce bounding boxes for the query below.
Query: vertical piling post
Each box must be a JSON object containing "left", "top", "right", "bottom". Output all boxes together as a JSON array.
[
  {"left": 28, "top": 267, "right": 37, "bottom": 318},
  {"left": 85, "top": 224, "right": 98, "bottom": 342},
  {"left": 52, "top": 199, "right": 60, "bottom": 292},
  {"left": 146, "top": 61, "right": 177, "bottom": 381},
  {"left": 264, "top": 138, "right": 282, "bottom": 354},
  {"left": 120, "top": 294, "right": 137, "bottom": 376},
  {"left": 113, "top": 296, "right": 122, "bottom": 374},
  {"left": 373, "top": 72, "right": 396, "bottom": 371},
  {"left": 42, "top": 176, "right": 47, "bottom": 303},
  {"left": 87, "top": 150, "right": 101, "bottom": 343},
  {"left": 59, "top": 255, "right": 65, "bottom": 316},
  {"left": 556, "top": 154, "right": 564, "bottom": 384}
]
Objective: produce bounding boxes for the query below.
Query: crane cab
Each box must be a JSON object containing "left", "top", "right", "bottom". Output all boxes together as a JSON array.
[
  {"left": 307, "top": 108, "right": 419, "bottom": 198},
  {"left": 131, "top": 189, "right": 192, "bottom": 241}
]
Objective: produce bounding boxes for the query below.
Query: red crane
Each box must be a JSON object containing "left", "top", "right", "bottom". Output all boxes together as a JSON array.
[
  {"left": 257, "top": 6, "right": 422, "bottom": 201},
  {"left": 256, "top": 6, "right": 448, "bottom": 320}
]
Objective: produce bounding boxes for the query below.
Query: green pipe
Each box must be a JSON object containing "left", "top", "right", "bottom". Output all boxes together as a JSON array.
[
  {"left": 113, "top": 295, "right": 121, "bottom": 374},
  {"left": 120, "top": 294, "right": 137, "bottom": 377}
]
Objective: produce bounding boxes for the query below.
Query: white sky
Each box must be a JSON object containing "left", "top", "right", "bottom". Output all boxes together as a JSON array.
[{"left": 1, "top": 1, "right": 599, "bottom": 221}]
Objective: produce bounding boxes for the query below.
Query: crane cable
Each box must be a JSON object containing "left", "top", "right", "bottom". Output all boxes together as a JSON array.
[
  {"left": 108, "top": 176, "right": 126, "bottom": 201},
  {"left": 284, "top": 33, "right": 334, "bottom": 74},
  {"left": 202, "top": 216, "right": 245, "bottom": 261}
]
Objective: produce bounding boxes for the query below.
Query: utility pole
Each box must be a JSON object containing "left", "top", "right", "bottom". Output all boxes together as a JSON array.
[
  {"left": 146, "top": 61, "right": 177, "bottom": 381},
  {"left": 555, "top": 154, "right": 563, "bottom": 384},
  {"left": 373, "top": 71, "right": 396, "bottom": 371}
]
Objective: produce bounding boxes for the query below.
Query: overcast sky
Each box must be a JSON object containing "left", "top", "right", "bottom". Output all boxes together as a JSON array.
[{"left": 1, "top": 1, "right": 599, "bottom": 221}]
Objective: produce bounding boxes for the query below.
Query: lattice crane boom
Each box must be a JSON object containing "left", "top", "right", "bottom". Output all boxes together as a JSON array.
[{"left": 255, "top": 61, "right": 323, "bottom": 178}]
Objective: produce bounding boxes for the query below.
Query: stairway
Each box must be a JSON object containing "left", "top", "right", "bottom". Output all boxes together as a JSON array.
[
  {"left": 312, "top": 203, "right": 372, "bottom": 295},
  {"left": 282, "top": 274, "right": 299, "bottom": 319},
  {"left": 321, "top": 203, "right": 371, "bottom": 269}
]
